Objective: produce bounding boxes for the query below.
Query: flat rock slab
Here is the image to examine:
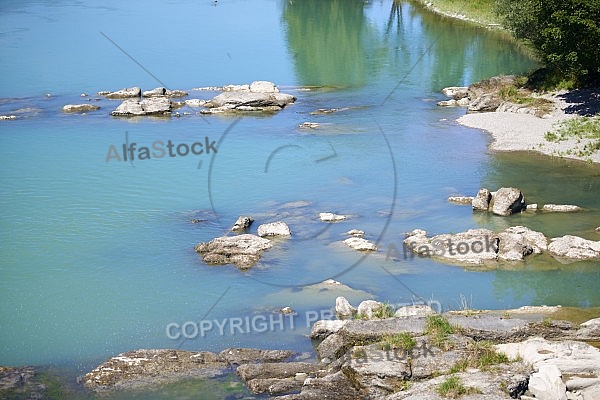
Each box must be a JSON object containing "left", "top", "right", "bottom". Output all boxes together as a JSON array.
[
  {"left": 236, "top": 362, "right": 319, "bottom": 382},
  {"left": 83, "top": 349, "right": 228, "bottom": 391}
]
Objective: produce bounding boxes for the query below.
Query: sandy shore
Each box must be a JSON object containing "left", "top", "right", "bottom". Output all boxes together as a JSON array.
[{"left": 457, "top": 92, "right": 600, "bottom": 164}]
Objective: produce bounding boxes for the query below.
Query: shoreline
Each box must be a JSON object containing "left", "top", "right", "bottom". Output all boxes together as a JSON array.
[{"left": 456, "top": 91, "right": 600, "bottom": 165}]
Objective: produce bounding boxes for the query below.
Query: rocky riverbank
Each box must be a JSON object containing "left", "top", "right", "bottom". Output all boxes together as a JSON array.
[{"left": 5, "top": 303, "right": 596, "bottom": 399}]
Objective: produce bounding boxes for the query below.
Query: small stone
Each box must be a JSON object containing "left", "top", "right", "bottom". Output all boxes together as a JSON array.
[
  {"left": 0, "top": 115, "right": 17, "bottom": 120},
  {"left": 527, "top": 203, "right": 538, "bottom": 211},
  {"left": 343, "top": 237, "right": 376, "bottom": 251},
  {"left": 319, "top": 212, "right": 347, "bottom": 222},
  {"left": 257, "top": 221, "right": 291, "bottom": 237},
  {"left": 80, "top": 93, "right": 88, "bottom": 97},
  {"left": 346, "top": 229, "right": 365, "bottom": 237},
  {"left": 295, "top": 372, "right": 308, "bottom": 381},
  {"left": 280, "top": 306, "right": 294, "bottom": 314},
  {"left": 299, "top": 122, "right": 320, "bottom": 129},
  {"left": 231, "top": 216, "right": 254, "bottom": 232}
]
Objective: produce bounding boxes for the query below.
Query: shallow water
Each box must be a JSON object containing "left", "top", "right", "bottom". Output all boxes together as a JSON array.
[{"left": 0, "top": 0, "right": 599, "bottom": 397}]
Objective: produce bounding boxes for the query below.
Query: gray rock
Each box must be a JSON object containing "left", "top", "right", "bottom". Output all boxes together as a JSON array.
[
  {"left": 468, "top": 93, "right": 502, "bottom": 112},
  {"left": 111, "top": 97, "right": 172, "bottom": 116},
  {"left": 335, "top": 296, "right": 357, "bottom": 319},
  {"left": 437, "top": 99, "right": 457, "bottom": 107},
  {"left": 448, "top": 196, "right": 474, "bottom": 205},
  {"left": 357, "top": 300, "right": 384, "bottom": 319},
  {"left": 575, "top": 318, "right": 600, "bottom": 341},
  {"left": 316, "top": 332, "right": 347, "bottom": 361},
  {"left": 541, "top": 204, "right": 583, "bottom": 212},
  {"left": 231, "top": 216, "right": 254, "bottom": 232},
  {"left": 404, "top": 228, "right": 499, "bottom": 264},
  {"left": 442, "top": 86, "right": 469, "bottom": 99},
  {"left": 276, "top": 370, "right": 361, "bottom": 399},
  {"left": 249, "top": 80, "right": 279, "bottom": 93},
  {"left": 218, "top": 348, "right": 294, "bottom": 365},
  {"left": 257, "top": 221, "right": 291, "bottom": 237},
  {"left": 103, "top": 87, "right": 141, "bottom": 99},
  {"left": 142, "top": 87, "right": 187, "bottom": 98},
  {"left": 497, "top": 226, "right": 547, "bottom": 261},
  {"left": 139, "top": 97, "right": 171, "bottom": 114},
  {"left": 529, "top": 364, "right": 567, "bottom": 400},
  {"left": 472, "top": 188, "right": 492, "bottom": 211},
  {"left": 394, "top": 305, "right": 436, "bottom": 318},
  {"left": 83, "top": 349, "right": 227, "bottom": 391},
  {"left": 341, "top": 343, "right": 411, "bottom": 397},
  {"left": 527, "top": 203, "right": 539, "bottom": 211},
  {"left": 184, "top": 99, "right": 207, "bottom": 107},
  {"left": 548, "top": 235, "right": 600, "bottom": 260},
  {"left": 62, "top": 104, "right": 100, "bottom": 113},
  {"left": 194, "top": 234, "right": 273, "bottom": 269},
  {"left": 204, "top": 91, "right": 295, "bottom": 111},
  {"left": 246, "top": 377, "right": 303, "bottom": 395},
  {"left": 490, "top": 187, "right": 525, "bottom": 216},
  {"left": 236, "top": 362, "right": 318, "bottom": 382},
  {"left": 343, "top": 237, "right": 376, "bottom": 251},
  {"left": 310, "top": 320, "right": 348, "bottom": 340}
]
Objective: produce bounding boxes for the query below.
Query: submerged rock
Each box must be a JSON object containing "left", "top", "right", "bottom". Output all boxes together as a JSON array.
[
  {"left": 194, "top": 234, "right": 273, "bottom": 269},
  {"left": 319, "top": 212, "right": 347, "bottom": 222},
  {"left": 447, "top": 195, "right": 474, "bottom": 205},
  {"left": 541, "top": 204, "right": 583, "bottom": 212},
  {"left": 62, "top": 104, "right": 100, "bottom": 113}
]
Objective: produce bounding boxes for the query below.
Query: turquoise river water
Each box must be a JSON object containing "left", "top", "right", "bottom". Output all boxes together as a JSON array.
[{"left": 0, "top": 0, "right": 599, "bottom": 398}]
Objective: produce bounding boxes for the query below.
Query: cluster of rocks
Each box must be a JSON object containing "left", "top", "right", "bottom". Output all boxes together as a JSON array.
[
  {"left": 401, "top": 225, "right": 600, "bottom": 265},
  {"left": 438, "top": 75, "right": 553, "bottom": 117},
  {"left": 195, "top": 211, "right": 377, "bottom": 270},
  {"left": 448, "top": 186, "right": 583, "bottom": 216},
  {"left": 73, "top": 304, "right": 600, "bottom": 399},
  {"left": 60, "top": 81, "right": 296, "bottom": 117}
]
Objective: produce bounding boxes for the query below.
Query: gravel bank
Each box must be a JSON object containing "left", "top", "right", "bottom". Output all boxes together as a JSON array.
[{"left": 457, "top": 91, "right": 600, "bottom": 164}]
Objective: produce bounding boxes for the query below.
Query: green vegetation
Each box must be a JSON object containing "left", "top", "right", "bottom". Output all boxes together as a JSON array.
[
  {"left": 425, "top": 314, "right": 455, "bottom": 348},
  {"left": 495, "top": 0, "right": 600, "bottom": 87},
  {"left": 380, "top": 332, "right": 417, "bottom": 351},
  {"left": 372, "top": 303, "right": 396, "bottom": 319},
  {"left": 545, "top": 116, "right": 600, "bottom": 158},
  {"left": 450, "top": 341, "right": 510, "bottom": 372},
  {"left": 436, "top": 376, "right": 481, "bottom": 398},
  {"left": 410, "top": 0, "right": 500, "bottom": 26}
]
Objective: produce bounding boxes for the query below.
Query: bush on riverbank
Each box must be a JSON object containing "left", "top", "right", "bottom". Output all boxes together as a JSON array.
[{"left": 495, "top": 0, "right": 600, "bottom": 88}]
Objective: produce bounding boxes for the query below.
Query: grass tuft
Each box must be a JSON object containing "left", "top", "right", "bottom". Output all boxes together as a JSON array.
[
  {"left": 437, "top": 376, "right": 481, "bottom": 398},
  {"left": 380, "top": 332, "right": 416, "bottom": 351}
]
